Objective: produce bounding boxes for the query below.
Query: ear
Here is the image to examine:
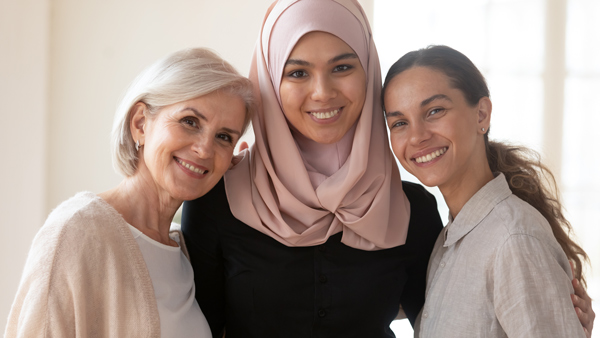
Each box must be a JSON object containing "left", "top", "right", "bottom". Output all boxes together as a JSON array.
[
  {"left": 130, "top": 102, "right": 147, "bottom": 146},
  {"left": 476, "top": 96, "right": 492, "bottom": 134}
]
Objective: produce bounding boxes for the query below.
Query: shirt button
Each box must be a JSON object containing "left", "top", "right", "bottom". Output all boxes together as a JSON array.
[
  {"left": 318, "top": 309, "right": 327, "bottom": 317},
  {"left": 423, "top": 311, "right": 429, "bottom": 318},
  {"left": 440, "top": 261, "right": 446, "bottom": 268},
  {"left": 319, "top": 274, "right": 328, "bottom": 283}
]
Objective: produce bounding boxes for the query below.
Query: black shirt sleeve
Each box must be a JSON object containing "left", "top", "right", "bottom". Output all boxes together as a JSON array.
[
  {"left": 181, "top": 179, "right": 229, "bottom": 338},
  {"left": 398, "top": 181, "right": 444, "bottom": 325}
]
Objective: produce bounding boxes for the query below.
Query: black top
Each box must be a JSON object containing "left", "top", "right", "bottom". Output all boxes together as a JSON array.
[{"left": 182, "top": 179, "right": 442, "bottom": 338}]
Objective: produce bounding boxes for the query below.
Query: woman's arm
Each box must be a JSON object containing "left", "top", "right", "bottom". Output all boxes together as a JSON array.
[
  {"left": 494, "top": 234, "right": 587, "bottom": 338},
  {"left": 181, "top": 180, "right": 228, "bottom": 338},
  {"left": 570, "top": 261, "right": 595, "bottom": 338},
  {"left": 398, "top": 181, "right": 443, "bottom": 326},
  {"left": 5, "top": 227, "right": 70, "bottom": 337}
]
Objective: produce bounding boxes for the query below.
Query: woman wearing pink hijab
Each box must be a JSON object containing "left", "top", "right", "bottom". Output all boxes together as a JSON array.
[
  {"left": 182, "top": 0, "right": 441, "bottom": 336},
  {"left": 182, "top": 0, "right": 594, "bottom": 337}
]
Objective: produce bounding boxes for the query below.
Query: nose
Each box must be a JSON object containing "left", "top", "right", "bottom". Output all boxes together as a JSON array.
[
  {"left": 192, "top": 134, "right": 215, "bottom": 159},
  {"left": 409, "top": 121, "right": 431, "bottom": 146},
  {"left": 310, "top": 75, "right": 337, "bottom": 102}
]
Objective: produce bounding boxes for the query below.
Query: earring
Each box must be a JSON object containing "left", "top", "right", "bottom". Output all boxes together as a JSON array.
[
  {"left": 135, "top": 140, "right": 140, "bottom": 151},
  {"left": 481, "top": 128, "right": 485, "bottom": 132}
]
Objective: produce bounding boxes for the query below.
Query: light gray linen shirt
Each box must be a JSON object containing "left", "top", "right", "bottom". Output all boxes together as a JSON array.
[{"left": 415, "top": 173, "right": 585, "bottom": 338}]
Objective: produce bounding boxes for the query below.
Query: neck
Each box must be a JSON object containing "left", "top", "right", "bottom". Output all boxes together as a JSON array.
[
  {"left": 292, "top": 124, "right": 356, "bottom": 189},
  {"left": 99, "top": 170, "right": 181, "bottom": 247},
  {"left": 440, "top": 157, "right": 495, "bottom": 220}
]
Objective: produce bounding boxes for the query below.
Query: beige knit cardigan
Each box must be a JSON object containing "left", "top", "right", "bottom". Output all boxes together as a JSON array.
[{"left": 5, "top": 192, "right": 189, "bottom": 338}]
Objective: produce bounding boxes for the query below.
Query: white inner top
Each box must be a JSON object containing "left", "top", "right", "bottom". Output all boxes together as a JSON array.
[{"left": 128, "top": 224, "right": 211, "bottom": 338}]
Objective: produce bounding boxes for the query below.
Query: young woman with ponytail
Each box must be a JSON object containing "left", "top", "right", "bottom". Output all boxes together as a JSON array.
[{"left": 382, "top": 45, "right": 592, "bottom": 337}]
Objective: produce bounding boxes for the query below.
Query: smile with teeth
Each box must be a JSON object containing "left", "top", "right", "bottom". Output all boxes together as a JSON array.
[
  {"left": 175, "top": 158, "right": 208, "bottom": 174},
  {"left": 310, "top": 109, "right": 340, "bottom": 120},
  {"left": 414, "top": 147, "right": 448, "bottom": 164}
]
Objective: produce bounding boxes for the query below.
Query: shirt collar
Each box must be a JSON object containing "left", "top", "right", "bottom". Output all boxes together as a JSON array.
[{"left": 443, "top": 173, "right": 513, "bottom": 247}]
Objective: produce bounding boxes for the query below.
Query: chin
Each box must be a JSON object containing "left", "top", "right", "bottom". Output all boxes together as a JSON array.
[
  {"left": 407, "top": 170, "right": 443, "bottom": 188},
  {"left": 168, "top": 187, "right": 208, "bottom": 202},
  {"left": 312, "top": 133, "right": 344, "bottom": 144}
]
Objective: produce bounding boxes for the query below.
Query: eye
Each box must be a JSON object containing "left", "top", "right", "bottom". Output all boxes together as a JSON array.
[
  {"left": 428, "top": 108, "right": 444, "bottom": 116},
  {"left": 333, "top": 64, "right": 353, "bottom": 72},
  {"left": 286, "top": 70, "right": 308, "bottom": 78},
  {"left": 392, "top": 120, "right": 407, "bottom": 128},
  {"left": 387, "top": 118, "right": 407, "bottom": 130},
  {"left": 217, "top": 133, "right": 233, "bottom": 144},
  {"left": 181, "top": 116, "right": 198, "bottom": 128}
]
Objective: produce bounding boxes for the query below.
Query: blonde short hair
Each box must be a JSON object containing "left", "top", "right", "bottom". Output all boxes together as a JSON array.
[{"left": 111, "top": 48, "right": 254, "bottom": 177}]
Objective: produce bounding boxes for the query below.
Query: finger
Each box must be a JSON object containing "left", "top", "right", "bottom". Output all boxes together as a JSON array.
[
  {"left": 238, "top": 141, "right": 249, "bottom": 152},
  {"left": 574, "top": 297, "right": 595, "bottom": 335},
  {"left": 573, "top": 278, "right": 592, "bottom": 307},
  {"left": 583, "top": 327, "right": 590, "bottom": 338},
  {"left": 575, "top": 305, "right": 589, "bottom": 324},
  {"left": 572, "top": 293, "right": 589, "bottom": 312}
]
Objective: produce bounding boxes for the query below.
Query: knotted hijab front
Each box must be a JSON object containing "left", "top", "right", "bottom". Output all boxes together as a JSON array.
[{"left": 224, "top": 0, "right": 411, "bottom": 250}]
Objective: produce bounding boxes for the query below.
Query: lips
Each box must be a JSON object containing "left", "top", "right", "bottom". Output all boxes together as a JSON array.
[
  {"left": 310, "top": 108, "right": 340, "bottom": 119},
  {"left": 175, "top": 157, "right": 208, "bottom": 174},
  {"left": 413, "top": 147, "right": 448, "bottom": 164}
]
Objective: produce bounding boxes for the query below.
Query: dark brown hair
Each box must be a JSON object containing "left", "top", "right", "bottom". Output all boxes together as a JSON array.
[{"left": 382, "top": 45, "right": 589, "bottom": 285}]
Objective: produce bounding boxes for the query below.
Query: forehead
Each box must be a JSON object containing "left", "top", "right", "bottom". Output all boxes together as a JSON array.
[
  {"left": 392, "top": 67, "right": 451, "bottom": 92},
  {"left": 160, "top": 91, "right": 245, "bottom": 121},
  {"left": 385, "top": 67, "right": 456, "bottom": 106},
  {"left": 288, "top": 31, "right": 356, "bottom": 61}
]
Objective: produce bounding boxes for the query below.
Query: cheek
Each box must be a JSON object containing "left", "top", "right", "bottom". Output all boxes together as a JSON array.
[
  {"left": 280, "top": 83, "right": 303, "bottom": 114},
  {"left": 389, "top": 133, "right": 407, "bottom": 160},
  {"left": 214, "top": 149, "right": 234, "bottom": 175},
  {"left": 345, "top": 76, "right": 366, "bottom": 106}
]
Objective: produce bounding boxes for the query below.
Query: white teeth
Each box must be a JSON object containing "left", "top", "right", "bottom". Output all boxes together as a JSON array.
[
  {"left": 311, "top": 109, "right": 340, "bottom": 119},
  {"left": 415, "top": 147, "right": 447, "bottom": 163},
  {"left": 176, "top": 158, "right": 207, "bottom": 174}
]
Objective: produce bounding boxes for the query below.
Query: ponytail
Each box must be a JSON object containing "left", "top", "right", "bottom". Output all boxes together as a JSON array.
[{"left": 485, "top": 136, "right": 589, "bottom": 286}]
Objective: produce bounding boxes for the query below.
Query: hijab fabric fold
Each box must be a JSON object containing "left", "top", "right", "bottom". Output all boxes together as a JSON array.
[{"left": 224, "top": 0, "right": 410, "bottom": 250}]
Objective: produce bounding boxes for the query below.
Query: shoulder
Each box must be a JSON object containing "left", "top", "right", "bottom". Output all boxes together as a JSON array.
[
  {"left": 182, "top": 178, "right": 238, "bottom": 234},
  {"left": 184, "top": 178, "right": 230, "bottom": 216},
  {"left": 40, "top": 192, "right": 126, "bottom": 244},
  {"left": 18, "top": 192, "right": 131, "bottom": 296},
  {"left": 492, "top": 194, "right": 553, "bottom": 239},
  {"left": 402, "top": 181, "right": 442, "bottom": 231},
  {"left": 401, "top": 181, "right": 443, "bottom": 247},
  {"left": 487, "top": 195, "right": 569, "bottom": 270},
  {"left": 31, "top": 192, "right": 131, "bottom": 269},
  {"left": 402, "top": 181, "right": 438, "bottom": 206}
]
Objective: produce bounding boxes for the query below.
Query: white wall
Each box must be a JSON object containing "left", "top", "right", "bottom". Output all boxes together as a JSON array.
[
  {"left": 46, "top": 0, "right": 278, "bottom": 210},
  {"left": 0, "top": 0, "right": 49, "bottom": 331},
  {"left": 1, "top": 0, "right": 373, "bottom": 332}
]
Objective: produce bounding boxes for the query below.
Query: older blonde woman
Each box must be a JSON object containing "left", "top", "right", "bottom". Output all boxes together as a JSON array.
[{"left": 5, "top": 48, "right": 253, "bottom": 338}]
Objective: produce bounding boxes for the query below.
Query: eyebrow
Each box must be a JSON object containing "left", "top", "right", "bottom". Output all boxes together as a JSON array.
[
  {"left": 384, "top": 110, "right": 403, "bottom": 118},
  {"left": 329, "top": 53, "right": 358, "bottom": 64},
  {"left": 420, "top": 94, "right": 452, "bottom": 107},
  {"left": 181, "top": 107, "right": 242, "bottom": 137},
  {"left": 384, "top": 94, "right": 452, "bottom": 118},
  {"left": 284, "top": 52, "right": 359, "bottom": 67}
]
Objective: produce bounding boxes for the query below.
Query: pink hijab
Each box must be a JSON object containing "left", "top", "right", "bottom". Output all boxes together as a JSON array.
[{"left": 224, "top": 0, "right": 410, "bottom": 250}]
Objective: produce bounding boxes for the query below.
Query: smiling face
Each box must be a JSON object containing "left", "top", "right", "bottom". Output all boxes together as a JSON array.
[
  {"left": 279, "top": 31, "right": 367, "bottom": 144},
  {"left": 135, "top": 89, "right": 246, "bottom": 201},
  {"left": 384, "top": 66, "right": 491, "bottom": 191}
]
